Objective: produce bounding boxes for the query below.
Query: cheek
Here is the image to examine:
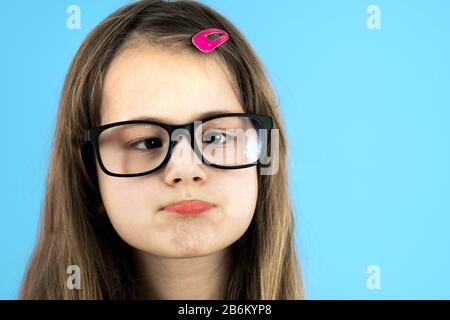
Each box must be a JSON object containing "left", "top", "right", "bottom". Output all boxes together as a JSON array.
[
  {"left": 98, "top": 174, "right": 150, "bottom": 213},
  {"left": 97, "top": 171, "right": 161, "bottom": 241},
  {"left": 216, "top": 168, "right": 258, "bottom": 225}
]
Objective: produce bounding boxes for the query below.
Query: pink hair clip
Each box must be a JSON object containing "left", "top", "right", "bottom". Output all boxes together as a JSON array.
[{"left": 192, "top": 28, "right": 229, "bottom": 53}]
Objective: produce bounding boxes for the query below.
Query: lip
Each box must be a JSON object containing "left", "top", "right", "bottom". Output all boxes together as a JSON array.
[{"left": 162, "top": 199, "right": 215, "bottom": 215}]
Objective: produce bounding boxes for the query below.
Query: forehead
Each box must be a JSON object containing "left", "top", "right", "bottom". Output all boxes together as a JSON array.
[{"left": 100, "top": 43, "right": 243, "bottom": 125}]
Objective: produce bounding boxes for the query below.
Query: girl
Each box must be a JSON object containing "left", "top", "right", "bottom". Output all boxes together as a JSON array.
[{"left": 19, "top": 0, "right": 303, "bottom": 299}]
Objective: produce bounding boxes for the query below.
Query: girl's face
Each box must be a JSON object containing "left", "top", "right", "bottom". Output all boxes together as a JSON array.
[{"left": 97, "top": 43, "right": 258, "bottom": 258}]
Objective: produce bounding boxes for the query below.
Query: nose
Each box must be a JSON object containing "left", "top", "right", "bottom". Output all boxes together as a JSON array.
[{"left": 163, "top": 134, "right": 207, "bottom": 186}]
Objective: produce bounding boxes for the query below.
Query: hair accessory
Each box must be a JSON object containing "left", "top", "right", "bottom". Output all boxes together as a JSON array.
[{"left": 192, "top": 28, "right": 229, "bottom": 53}]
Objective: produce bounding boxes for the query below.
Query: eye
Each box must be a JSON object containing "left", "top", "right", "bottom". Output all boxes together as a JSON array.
[
  {"left": 202, "top": 130, "right": 234, "bottom": 145},
  {"left": 130, "top": 137, "right": 163, "bottom": 150}
]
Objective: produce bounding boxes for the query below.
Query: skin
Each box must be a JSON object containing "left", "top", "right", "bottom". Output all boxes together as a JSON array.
[{"left": 96, "top": 42, "right": 258, "bottom": 299}]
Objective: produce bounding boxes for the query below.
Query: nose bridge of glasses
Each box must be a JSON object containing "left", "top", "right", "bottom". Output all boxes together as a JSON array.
[
  {"left": 171, "top": 126, "right": 194, "bottom": 147},
  {"left": 171, "top": 120, "right": 204, "bottom": 145},
  {"left": 167, "top": 126, "right": 204, "bottom": 167}
]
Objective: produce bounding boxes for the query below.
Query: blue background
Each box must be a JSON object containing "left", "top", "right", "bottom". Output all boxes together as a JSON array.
[{"left": 1, "top": 0, "right": 449, "bottom": 299}]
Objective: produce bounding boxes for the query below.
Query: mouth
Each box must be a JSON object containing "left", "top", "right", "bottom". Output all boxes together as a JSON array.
[{"left": 162, "top": 199, "right": 215, "bottom": 215}]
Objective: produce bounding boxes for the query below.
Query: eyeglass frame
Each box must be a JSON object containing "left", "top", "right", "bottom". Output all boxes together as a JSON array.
[{"left": 80, "top": 112, "right": 274, "bottom": 178}]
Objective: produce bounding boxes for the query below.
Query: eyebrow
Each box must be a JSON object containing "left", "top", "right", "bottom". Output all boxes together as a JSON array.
[{"left": 125, "top": 109, "right": 236, "bottom": 123}]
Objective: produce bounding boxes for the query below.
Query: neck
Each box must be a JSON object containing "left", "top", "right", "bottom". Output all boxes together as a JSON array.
[{"left": 132, "top": 248, "right": 232, "bottom": 300}]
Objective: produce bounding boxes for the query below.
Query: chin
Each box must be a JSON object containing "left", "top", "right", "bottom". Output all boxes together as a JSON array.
[{"left": 164, "top": 245, "right": 221, "bottom": 259}]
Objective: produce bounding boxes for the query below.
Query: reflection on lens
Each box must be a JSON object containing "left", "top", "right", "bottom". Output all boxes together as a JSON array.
[
  {"left": 197, "top": 116, "right": 263, "bottom": 166},
  {"left": 99, "top": 124, "right": 169, "bottom": 174}
]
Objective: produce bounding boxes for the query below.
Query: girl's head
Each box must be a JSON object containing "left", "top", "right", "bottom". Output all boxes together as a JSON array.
[
  {"left": 20, "top": 0, "right": 303, "bottom": 299},
  {"left": 97, "top": 40, "right": 260, "bottom": 260}
]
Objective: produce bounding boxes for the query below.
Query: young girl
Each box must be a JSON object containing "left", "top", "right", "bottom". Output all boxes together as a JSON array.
[{"left": 19, "top": 0, "right": 303, "bottom": 299}]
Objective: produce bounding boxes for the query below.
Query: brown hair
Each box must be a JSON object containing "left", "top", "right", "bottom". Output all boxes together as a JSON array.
[{"left": 19, "top": 0, "right": 304, "bottom": 299}]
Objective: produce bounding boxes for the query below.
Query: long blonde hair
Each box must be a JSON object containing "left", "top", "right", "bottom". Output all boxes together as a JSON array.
[{"left": 19, "top": 0, "right": 304, "bottom": 299}]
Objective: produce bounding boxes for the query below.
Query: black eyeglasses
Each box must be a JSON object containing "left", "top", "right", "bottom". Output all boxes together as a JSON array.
[{"left": 80, "top": 112, "right": 274, "bottom": 177}]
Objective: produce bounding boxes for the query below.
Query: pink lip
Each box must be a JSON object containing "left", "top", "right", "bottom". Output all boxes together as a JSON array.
[{"left": 163, "top": 200, "right": 215, "bottom": 215}]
